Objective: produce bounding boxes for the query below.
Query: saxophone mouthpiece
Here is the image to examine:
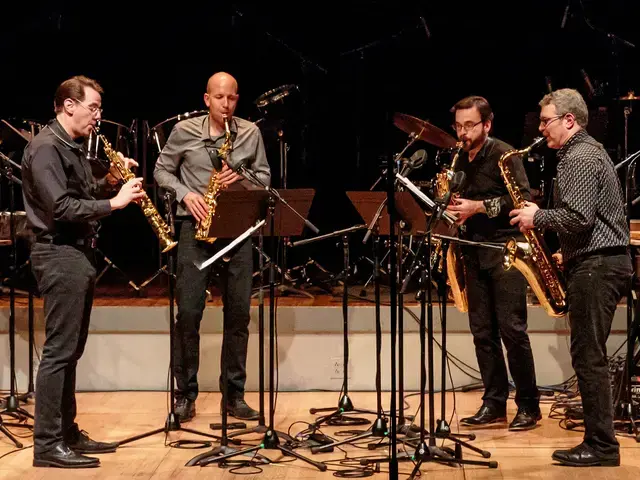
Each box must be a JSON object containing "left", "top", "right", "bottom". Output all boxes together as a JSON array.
[{"left": 531, "top": 136, "right": 546, "bottom": 149}]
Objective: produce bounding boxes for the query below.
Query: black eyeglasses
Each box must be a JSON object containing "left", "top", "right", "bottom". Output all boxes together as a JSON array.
[
  {"left": 539, "top": 115, "right": 564, "bottom": 128},
  {"left": 451, "top": 120, "right": 482, "bottom": 133},
  {"left": 72, "top": 98, "right": 103, "bottom": 115}
]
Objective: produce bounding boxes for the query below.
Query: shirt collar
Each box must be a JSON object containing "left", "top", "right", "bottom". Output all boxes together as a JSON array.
[
  {"left": 557, "top": 129, "right": 588, "bottom": 160},
  {"left": 200, "top": 115, "right": 238, "bottom": 142},
  {"left": 47, "top": 118, "right": 86, "bottom": 151}
]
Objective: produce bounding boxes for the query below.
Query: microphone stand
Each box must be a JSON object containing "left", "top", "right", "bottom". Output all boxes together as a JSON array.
[
  {"left": 0, "top": 153, "right": 34, "bottom": 444},
  {"left": 186, "top": 166, "right": 326, "bottom": 471},
  {"left": 616, "top": 153, "right": 640, "bottom": 439},
  {"left": 116, "top": 191, "right": 231, "bottom": 449}
]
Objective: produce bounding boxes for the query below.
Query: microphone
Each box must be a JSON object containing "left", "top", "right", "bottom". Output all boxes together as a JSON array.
[
  {"left": 408, "top": 149, "right": 427, "bottom": 169},
  {"left": 419, "top": 16, "right": 431, "bottom": 39},
  {"left": 580, "top": 68, "right": 595, "bottom": 98},
  {"left": 561, "top": 2, "right": 570, "bottom": 28},
  {"left": 449, "top": 170, "right": 466, "bottom": 193}
]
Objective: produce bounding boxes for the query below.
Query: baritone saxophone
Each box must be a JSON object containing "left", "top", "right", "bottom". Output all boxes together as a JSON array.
[
  {"left": 498, "top": 137, "right": 567, "bottom": 317},
  {"left": 99, "top": 134, "right": 178, "bottom": 253}
]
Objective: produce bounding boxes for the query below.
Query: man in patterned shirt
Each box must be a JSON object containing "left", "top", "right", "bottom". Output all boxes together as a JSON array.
[
  {"left": 446, "top": 96, "right": 541, "bottom": 431},
  {"left": 510, "top": 88, "right": 632, "bottom": 467}
]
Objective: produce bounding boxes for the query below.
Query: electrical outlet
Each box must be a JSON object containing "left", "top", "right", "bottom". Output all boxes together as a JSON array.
[{"left": 331, "top": 356, "right": 345, "bottom": 380}]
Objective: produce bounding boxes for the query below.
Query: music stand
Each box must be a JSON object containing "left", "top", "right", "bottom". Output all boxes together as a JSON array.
[
  {"left": 187, "top": 188, "right": 326, "bottom": 471},
  {"left": 115, "top": 192, "right": 234, "bottom": 451},
  {"left": 359, "top": 176, "right": 497, "bottom": 474}
]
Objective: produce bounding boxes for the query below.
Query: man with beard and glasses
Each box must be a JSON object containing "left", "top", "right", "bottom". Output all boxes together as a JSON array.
[{"left": 445, "top": 96, "right": 541, "bottom": 431}]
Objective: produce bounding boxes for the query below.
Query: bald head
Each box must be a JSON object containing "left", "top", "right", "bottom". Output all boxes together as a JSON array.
[
  {"left": 204, "top": 72, "right": 240, "bottom": 130},
  {"left": 206, "top": 72, "right": 238, "bottom": 94}
]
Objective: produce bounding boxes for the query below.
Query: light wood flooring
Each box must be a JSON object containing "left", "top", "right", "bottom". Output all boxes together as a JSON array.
[{"left": 0, "top": 390, "right": 639, "bottom": 479}]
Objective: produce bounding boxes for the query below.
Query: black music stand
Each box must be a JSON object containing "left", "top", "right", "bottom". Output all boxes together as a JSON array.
[
  {"left": 359, "top": 177, "right": 497, "bottom": 474},
  {"left": 187, "top": 187, "right": 326, "bottom": 471},
  {"left": 0, "top": 152, "right": 34, "bottom": 448},
  {"left": 115, "top": 191, "right": 234, "bottom": 450}
]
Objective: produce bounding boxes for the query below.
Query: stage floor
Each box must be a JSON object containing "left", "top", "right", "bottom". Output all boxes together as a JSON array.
[{"left": 0, "top": 390, "right": 639, "bottom": 479}]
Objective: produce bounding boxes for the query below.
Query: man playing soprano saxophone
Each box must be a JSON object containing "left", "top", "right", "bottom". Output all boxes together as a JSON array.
[
  {"left": 22, "top": 75, "right": 145, "bottom": 468},
  {"left": 154, "top": 72, "right": 270, "bottom": 422}
]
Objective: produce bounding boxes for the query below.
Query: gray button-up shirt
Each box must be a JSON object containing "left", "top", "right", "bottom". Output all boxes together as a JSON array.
[{"left": 153, "top": 114, "right": 271, "bottom": 217}]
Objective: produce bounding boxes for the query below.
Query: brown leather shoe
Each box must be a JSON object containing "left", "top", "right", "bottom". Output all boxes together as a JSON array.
[{"left": 33, "top": 443, "right": 100, "bottom": 468}]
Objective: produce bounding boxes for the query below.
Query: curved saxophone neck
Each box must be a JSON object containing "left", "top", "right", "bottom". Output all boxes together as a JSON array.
[
  {"left": 451, "top": 141, "right": 463, "bottom": 171},
  {"left": 499, "top": 136, "right": 545, "bottom": 167}
]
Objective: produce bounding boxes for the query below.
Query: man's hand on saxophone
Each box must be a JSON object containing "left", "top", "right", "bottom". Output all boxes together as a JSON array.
[
  {"left": 109, "top": 177, "right": 145, "bottom": 210},
  {"left": 106, "top": 151, "right": 140, "bottom": 187},
  {"left": 183, "top": 192, "right": 209, "bottom": 223},
  {"left": 509, "top": 201, "right": 539, "bottom": 232},
  {"left": 217, "top": 161, "right": 242, "bottom": 187},
  {"left": 447, "top": 197, "right": 485, "bottom": 225}
]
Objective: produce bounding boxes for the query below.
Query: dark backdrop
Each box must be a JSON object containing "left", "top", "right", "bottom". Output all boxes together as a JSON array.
[{"left": 1, "top": 0, "right": 639, "bottom": 284}]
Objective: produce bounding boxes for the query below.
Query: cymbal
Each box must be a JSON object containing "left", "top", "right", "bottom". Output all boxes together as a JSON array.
[
  {"left": 393, "top": 113, "right": 457, "bottom": 149},
  {"left": 617, "top": 91, "right": 640, "bottom": 101}
]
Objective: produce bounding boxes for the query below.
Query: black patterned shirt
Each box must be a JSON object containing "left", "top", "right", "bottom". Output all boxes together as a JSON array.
[{"left": 533, "top": 129, "right": 629, "bottom": 262}]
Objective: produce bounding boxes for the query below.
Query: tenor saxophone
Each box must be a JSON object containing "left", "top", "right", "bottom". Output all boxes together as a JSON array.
[
  {"left": 194, "top": 115, "right": 233, "bottom": 243},
  {"left": 498, "top": 137, "right": 567, "bottom": 317},
  {"left": 99, "top": 134, "right": 178, "bottom": 253},
  {"left": 432, "top": 142, "right": 468, "bottom": 312}
]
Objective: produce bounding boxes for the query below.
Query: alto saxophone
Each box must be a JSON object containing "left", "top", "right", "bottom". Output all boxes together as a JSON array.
[
  {"left": 99, "top": 134, "right": 178, "bottom": 253},
  {"left": 194, "top": 115, "right": 233, "bottom": 243},
  {"left": 498, "top": 137, "right": 567, "bottom": 317},
  {"left": 432, "top": 142, "right": 468, "bottom": 312}
]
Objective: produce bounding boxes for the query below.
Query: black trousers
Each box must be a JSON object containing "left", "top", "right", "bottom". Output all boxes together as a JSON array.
[
  {"left": 174, "top": 219, "right": 253, "bottom": 402},
  {"left": 465, "top": 260, "right": 540, "bottom": 411},
  {"left": 30, "top": 243, "right": 96, "bottom": 454},
  {"left": 565, "top": 252, "right": 632, "bottom": 455}
]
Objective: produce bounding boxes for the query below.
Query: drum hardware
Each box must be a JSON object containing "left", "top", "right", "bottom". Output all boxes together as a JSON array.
[
  {"left": 137, "top": 110, "right": 209, "bottom": 292},
  {"left": 616, "top": 90, "right": 639, "bottom": 161},
  {"left": 253, "top": 85, "right": 315, "bottom": 299}
]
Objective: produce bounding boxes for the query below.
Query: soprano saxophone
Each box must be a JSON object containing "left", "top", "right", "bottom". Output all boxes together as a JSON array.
[
  {"left": 499, "top": 137, "right": 567, "bottom": 317},
  {"left": 194, "top": 115, "right": 233, "bottom": 243},
  {"left": 99, "top": 134, "right": 178, "bottom": 253}
]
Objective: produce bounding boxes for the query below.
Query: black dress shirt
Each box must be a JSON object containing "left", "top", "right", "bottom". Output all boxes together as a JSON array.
[
  {"left": 21, "top": 119, "right": 112, "bottom": 242},
  {"left": 454, "top": 136, "right": 532, "bottom": 269},
  {"left": 534, "top": 129, "right": 629, "bottom": 263}
]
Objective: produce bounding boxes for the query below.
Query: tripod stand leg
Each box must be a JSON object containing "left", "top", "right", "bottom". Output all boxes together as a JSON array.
[{"left": 0, "top": 419, "right": 23, "bottom": 448}]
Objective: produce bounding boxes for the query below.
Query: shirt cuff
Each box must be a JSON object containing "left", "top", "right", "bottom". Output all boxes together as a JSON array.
[
  {"left": 533, "top": 209, "right": 546, "bottom": 228},
  {"left": 483, "top": 198, "right": 501, "bottom": 218},
  {"left": 96, "top": 199, "right": 112, "bottom": 215},
  {"left": 175, "top": 185, "right": 191, "bottom": 203}
]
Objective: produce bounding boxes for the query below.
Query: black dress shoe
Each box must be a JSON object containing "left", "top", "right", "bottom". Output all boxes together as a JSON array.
[
  {"left": 460, "top": 404, "right": 507, "bottom": 426},
  {"left": 222, "top": 398, "right": 260, "bottom": 421},
  {"left": 552, "top": 442, "right": 620, "bottom": 467},
  {"left": 66, "top": 425, "right": 118, "bottom": 453},
  {"left": 33, "top": 443, "right": 100, "bottom": 468},
  {"left": 508, "top": 407, "right": 542, "bottom": 431},
  {"left": 175, "top": 398, "right": 196, "bottom": 422}
]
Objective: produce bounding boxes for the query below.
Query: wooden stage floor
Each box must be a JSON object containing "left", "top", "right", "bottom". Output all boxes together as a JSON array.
[{"left": 0, "top": 390, "right": 639, "bottom": 479}]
